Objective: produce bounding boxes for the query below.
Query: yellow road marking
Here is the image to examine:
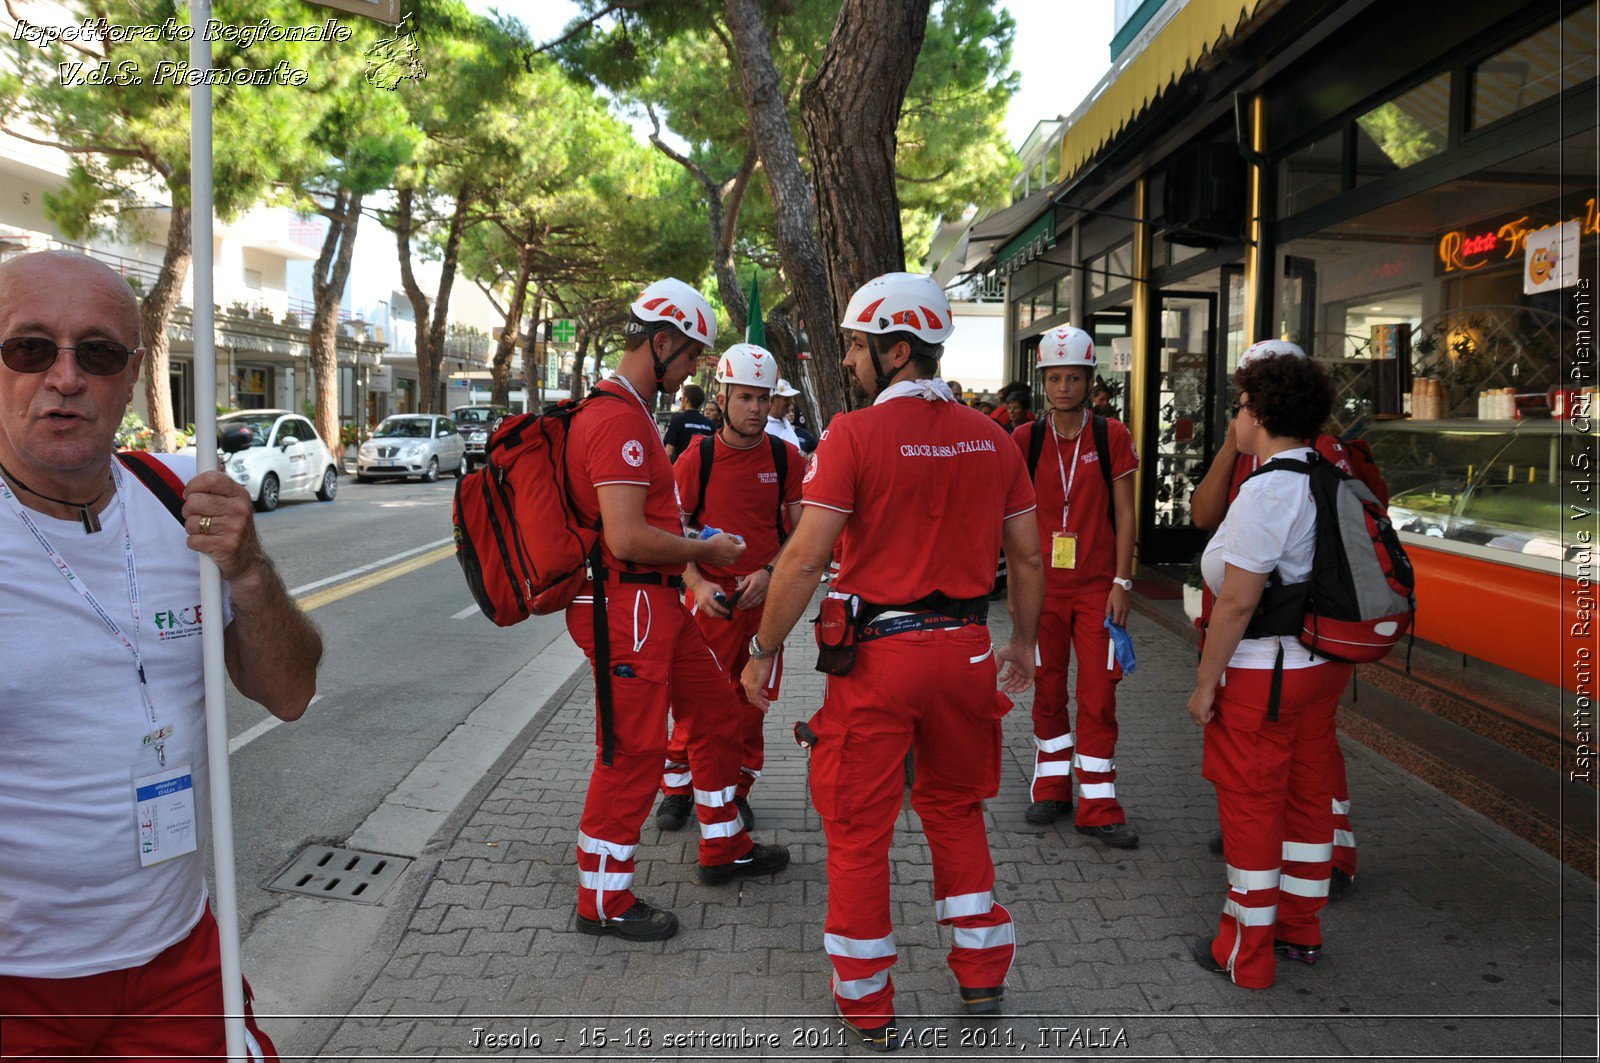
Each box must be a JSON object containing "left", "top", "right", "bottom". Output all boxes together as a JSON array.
[{"left": 296, "top": 544, "right": 455, "bottom": 612}]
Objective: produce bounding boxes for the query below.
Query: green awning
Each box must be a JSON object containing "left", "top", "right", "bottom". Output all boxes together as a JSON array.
[{"left": 995, "top": 212, "right": 1056, "bottom": 276}]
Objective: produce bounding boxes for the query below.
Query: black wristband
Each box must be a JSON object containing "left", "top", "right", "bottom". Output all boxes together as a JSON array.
[{"left": 763, "top": 564, "right": 775, "bottom": 575}]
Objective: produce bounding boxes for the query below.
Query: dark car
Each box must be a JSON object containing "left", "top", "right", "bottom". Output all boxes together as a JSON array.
[{"left": 452, "top": 404, "right": 512, "bottom": 471}]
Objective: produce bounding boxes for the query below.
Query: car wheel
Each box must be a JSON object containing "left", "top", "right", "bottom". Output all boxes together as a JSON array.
[
  {"left": 455, "top": 456, "right": 470, "bottom": 478},
  {"left": 255, "top": 472, "right": 280, "bottom": 513},
  {"left": 316, "top": 466, "right": 338, "bottom": 501},
  {"left": 422, "top": 457, "right": 439, "bottom": 483}
]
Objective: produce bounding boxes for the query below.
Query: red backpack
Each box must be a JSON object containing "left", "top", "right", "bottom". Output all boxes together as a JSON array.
[{"left": 452, "top": 391, "right": 621, "bottom": 625}]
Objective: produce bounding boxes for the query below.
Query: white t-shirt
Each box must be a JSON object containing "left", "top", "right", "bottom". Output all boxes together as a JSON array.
[
  {"left": 765, "top": 415, "right": 801, "bottom": 448},
  {"left": 0, "top": 455, "right": 231, "bottom": 978},
  {"left": 1201, "top": 446, "right": 1327, "bottom": 671}
]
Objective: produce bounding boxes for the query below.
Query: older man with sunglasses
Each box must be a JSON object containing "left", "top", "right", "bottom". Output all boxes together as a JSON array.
[{"left": 0, "top": 251, "right": 321, "bottom": 1061}]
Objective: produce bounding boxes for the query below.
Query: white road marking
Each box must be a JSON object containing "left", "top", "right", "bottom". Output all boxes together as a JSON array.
[
  {"left": 229, "top": 695, "right": 322, "bottom": 755},
  {"left": 288, "top": 538, "right": 453, "bottom": 599},
  {"left": 451, "top": 603, "right": 480, "bottom": 620}
]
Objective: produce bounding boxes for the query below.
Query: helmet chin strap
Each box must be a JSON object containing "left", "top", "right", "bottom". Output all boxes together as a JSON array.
[
  {"left": 867, "top": 333, "right": 897, "bottom": 395},
  {"left": 720, "top": 387, "right": 764, "bottom": 443},
  {"left": 653, "top": 330, "right": 700, "bottom": 387}
]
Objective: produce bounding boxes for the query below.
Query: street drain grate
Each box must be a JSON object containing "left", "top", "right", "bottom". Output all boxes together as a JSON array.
[{"left": 266, "top": 845, "right": 410, "bottom": 904}]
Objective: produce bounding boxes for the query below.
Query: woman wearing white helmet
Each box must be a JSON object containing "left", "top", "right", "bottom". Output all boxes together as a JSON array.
[
  {"left": 657, "top": 342, "right": 807, "bottom": 837},
  {"left": 1013, "top": 326, "right": 1141, "bottom": 848}
]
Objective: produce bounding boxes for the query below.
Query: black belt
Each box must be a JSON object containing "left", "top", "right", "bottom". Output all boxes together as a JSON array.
[
  {"left": 856, "top": 592, "right": 988, "bottom": 642},
  {"left": 594, "top": 567, "right": 685, "bottom": 589}
]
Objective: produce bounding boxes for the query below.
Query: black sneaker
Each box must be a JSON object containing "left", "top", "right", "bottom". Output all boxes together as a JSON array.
[
  {"left": 1076, "top": 822, "right": 1140, "bottom": 849},
  {"left": 836, "top": 1005, "right": 897, "bottom": 1053},
  {"left": 575, "top": 899, "right": 679, "bottom": 941},
  {"left": 1207, "top": 831, "right": 1225, "bottom": 857},
  {"left": 734, "top": 795, "right": 755, "bottom": 831},
  {"left": 1191, "top": 937, "right": 1229, "bottom": 977},
  {"left": 1328, "top": 867, "right": 1353, "bottom": 901},
  {"left": 699, "top": 841, "right": 790, "bottom": 885},
  {"left": 1274, "top": 939, "right": 1322, "bottom": 966},
  {"left": 959, "top": 985, "right": 1004, "bottom": 1015},
  {"left": 1024, "top": 799, "right": 1073, "bottom": 825},
  {"left": 655, "top": 793, "right": 691, "bottom": 831}
]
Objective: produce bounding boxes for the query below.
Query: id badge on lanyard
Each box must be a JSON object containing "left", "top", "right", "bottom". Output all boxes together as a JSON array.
[{"left": 1050, "top": 418, "right": 1083, "bottom": 569}]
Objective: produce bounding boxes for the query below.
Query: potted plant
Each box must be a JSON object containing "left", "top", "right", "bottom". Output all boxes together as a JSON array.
[{"left": 1183, "top": 548, "right": 1206, "bottom": 622}]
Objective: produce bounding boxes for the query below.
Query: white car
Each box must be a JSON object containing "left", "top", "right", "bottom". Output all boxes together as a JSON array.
[{"left": 208, "top": 410, "right": 340, "bottom": 512}]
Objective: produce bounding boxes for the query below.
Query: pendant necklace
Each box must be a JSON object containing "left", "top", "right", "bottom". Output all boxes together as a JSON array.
[{"left": 0, "top": 458, "right": 112, "bottom": 533}]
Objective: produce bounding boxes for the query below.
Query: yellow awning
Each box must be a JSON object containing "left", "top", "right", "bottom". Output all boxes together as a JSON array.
[{"left": 1060, "top": 0, "right": 1272, "bottom": 183}]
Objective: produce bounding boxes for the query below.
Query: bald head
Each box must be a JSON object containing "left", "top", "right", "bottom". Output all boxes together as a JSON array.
[{"left": 0, "top": 250, "right": 141, "bottom": 347}]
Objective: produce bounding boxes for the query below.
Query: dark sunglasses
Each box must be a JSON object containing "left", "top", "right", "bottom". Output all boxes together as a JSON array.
[{"left": 1, "top": 337, "right": 135, "bottom": 376}]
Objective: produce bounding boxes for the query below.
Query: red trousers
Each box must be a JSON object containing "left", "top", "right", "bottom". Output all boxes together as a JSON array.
[
  {"left": 662, "top": 579, "right": 782, "bottom": 799},
  {"left": 1201, "top": 662, "right": 1351, "bottom": 988},
  {"left": 1030, "top": 587, "right": 1125, "bottom": 826},
  {"left": 0, "top": 906, "right": 278, "bottom": 1061},
  {"left": 566, "top": 584, "right": 753, "bottom": 920},
  {"left": 806, "top": 624, "right": 1016, "bottom": 1026}
]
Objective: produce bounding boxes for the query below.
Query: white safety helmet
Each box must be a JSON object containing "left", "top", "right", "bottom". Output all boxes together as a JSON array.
[
  {"left": 714, "top": 343, "right": 778, "bottom": 389},
  {"left": 1035, "top": 325, "right": 1096, "bottom": 370},
  {"left": 1238, "top": 338, "right": 1305, "bottom": 368},
  {"left": 628, "top": 277, "right": 717, "bottom": 348},
  {"left": 773, "top": 378, "right": 800, "bottom": 397},
  {"left": 838, "top": 272, "right": 954, "bottom": 345}
]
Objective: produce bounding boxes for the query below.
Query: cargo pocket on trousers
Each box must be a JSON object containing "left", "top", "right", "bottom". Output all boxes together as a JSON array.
[
  {"left": 1201, "top": 681, "right": 1270, "bottom": 792},
  {"left": 602, "top": 657, "right": 668, "bottom": 757},
  {"left": 804, "top": 707, "right": 848, "bottom": 820}
]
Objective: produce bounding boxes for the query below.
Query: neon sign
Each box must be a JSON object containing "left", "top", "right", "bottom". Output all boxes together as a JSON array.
[{"left": 1438, "top": 198, "right": 1599, "bottom": 274}]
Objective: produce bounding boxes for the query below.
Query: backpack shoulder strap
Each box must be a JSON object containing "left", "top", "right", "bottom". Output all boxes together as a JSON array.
[
  {"left": 1093, "top": 414, "right": 1116, "bottom": 531},
  {"left": 688, "top": 432, "right": 716, "bottom": 528},
  {"left": 1242, "top": 455, "right": 1314, "bottom": 484},
  {"left": 1025, "top": 420, "right": 1046, "bottom": 480},
  {"left": 769, "top": 435, "right": 789, "bottom": 544},
  {"left": 115, "top": 451, "right": 186, "bottom": 525}
]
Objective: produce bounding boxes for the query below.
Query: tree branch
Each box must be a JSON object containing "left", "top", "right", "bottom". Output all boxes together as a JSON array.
[{"left": 525, "top": 0, "right": 657, "bottom": 56}]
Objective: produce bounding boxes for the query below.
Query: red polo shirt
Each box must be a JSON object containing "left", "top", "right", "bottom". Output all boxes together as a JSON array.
[
  {"left": 674, "top": 433, "right": 805, "bottom": 579},
  {"left": 1013, "top": 413, "right": 1138, "bottom": 597}
]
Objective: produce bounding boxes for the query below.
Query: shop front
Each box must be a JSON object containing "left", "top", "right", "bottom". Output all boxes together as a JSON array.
[{"left": 975, "top": 0, "right": 1596, "bottom": 692}]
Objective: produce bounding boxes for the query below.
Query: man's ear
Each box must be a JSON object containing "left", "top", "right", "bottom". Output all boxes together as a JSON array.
[{"left": 892, "top": 339, "right": 914, "bottom": 370}]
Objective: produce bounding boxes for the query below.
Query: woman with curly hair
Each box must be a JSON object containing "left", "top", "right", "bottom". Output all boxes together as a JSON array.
[{"left": 1187, "top": 350, "right": 1351, "bottom": 989}]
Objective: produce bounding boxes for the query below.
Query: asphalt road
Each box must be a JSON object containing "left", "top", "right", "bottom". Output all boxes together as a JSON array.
[{"left": 220, "top": 473, "right": 570, "bottom": 935}]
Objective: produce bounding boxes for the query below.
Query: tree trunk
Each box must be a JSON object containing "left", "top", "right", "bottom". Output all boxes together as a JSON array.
[
  {"left": 491, "top": 252, "right": 534, "bottom": 407},
  {"left": 420, "top": 183, "right": 474, "bottom": 414},
  {"left": 310, "top": 189, "right": 363, "bottom": 451},
  {"left": 649, "top": 131, "right": 758, "bottom": 331},
  {"left": 570, "top": 326, "right": 590, "bottom": 394},
  {"left": 524, "top": 280, "right": 546, "bottom": 406},
  {"left": 721, "top": 0, "right": 849, "bottom": 421},
  {"left": 392, "top": 188, "right": 432, "bottom": 415},
  {"left": 801, "top": 0, "right": 928, "bottom": 327},
  {"left": 140, "top": 204, "right": 192, "bottom": 453}
]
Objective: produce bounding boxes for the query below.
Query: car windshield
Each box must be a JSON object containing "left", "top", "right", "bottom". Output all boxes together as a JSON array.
[
  {"left": 454, "top": 408, "right": 499, "bottom": 425},
  {"left": 374, "top": 418, "right": 433, "bottom": 438},
  {"left": 222, "top": 414, "right": 279, "bottom": 448}
]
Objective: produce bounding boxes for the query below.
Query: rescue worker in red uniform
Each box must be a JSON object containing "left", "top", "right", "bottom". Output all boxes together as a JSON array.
[
  {"left": 656, "top": 343, "right": 805, "bottom": 832},
  {"left": 1188, "top": 351, "right": 1350, "bottom": 989},
  {"left": 1011, "top": 326, "right": 1140, "bottom": 847},
  {"left": 563, "top": 279, "right": 789, "bottom": 942},
  {"left": 1192, "top": 339, "right": 1375, "bottom": 893},
  {"left": 741, "top": 273, "right": 1044, "bottom": 1051}
]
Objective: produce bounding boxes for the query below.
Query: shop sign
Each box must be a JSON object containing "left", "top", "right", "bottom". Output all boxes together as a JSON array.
[
  {"left": 1437, "top": 197, "right": 1599, "bottom": 276},
  {"left": 1524, "top": 220, "right": 1580, "bottom": 294}
]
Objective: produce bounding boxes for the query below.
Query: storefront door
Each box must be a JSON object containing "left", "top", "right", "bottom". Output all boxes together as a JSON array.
[{"left": 1140, "top": 291, "right": 1216, "bottom": 563}]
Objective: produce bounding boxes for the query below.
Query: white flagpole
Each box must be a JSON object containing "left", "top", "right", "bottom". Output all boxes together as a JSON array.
[{"left": 188, "top": 1, "right": 248, "bottom": 1057}]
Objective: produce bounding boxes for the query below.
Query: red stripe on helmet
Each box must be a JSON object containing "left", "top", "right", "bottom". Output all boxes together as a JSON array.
[
  {"left": 641, "top": 296, "right": 666, "bottom": 311},
  {"left": 856, "top": 297, "right": 885, "bottom": 323},
  {"left": 919, "top": 306, "right": 943, "bottom": 330}
]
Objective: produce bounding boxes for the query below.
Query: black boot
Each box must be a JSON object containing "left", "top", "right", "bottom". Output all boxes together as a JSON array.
[
  {"left": 836, "top": 1005, "right": 898, "bottom": 1053},
  {"left": 1076, "top": 821, "right": 1140, "bottom": 849},
  {"left": 1274, "top": 939, "right": 1323, "bottom": 966},
  {"left": 575, "top": 899, "right": 679, "bottom": 941},
  {"left": 700, "top": 842, "right": 790, "bottom": 885},
  {"left": 959, "top": 985, "right": 1005, "bottom": 1015},
  {"left": 655, "top": 793, "right": 691, "bottom": 831},
  {"left": 1024, "top": 799, "right": 1073, "bottom": 825}
]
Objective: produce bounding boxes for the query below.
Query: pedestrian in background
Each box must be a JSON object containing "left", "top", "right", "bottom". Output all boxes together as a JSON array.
[
  {"left": 765, "top": 378, "right": 802, "bottom": 448},
  {"left": 1188, "top": 350, "right": 1346, "bottom": 989},
  {"left": 0, "top": 251, "right": 322, "bottom": 1060},
  {"left": 663, "top": 382, "right": 716, "bottom": 460}
]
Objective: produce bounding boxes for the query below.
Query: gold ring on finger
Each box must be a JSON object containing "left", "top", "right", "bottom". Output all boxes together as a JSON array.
[{"left": 199, "top": 515, "right": 213, "bottom": 535}]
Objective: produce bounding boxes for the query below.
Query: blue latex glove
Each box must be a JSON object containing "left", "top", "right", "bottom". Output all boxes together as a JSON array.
[{"left": 1104, "top": 617, "right": 1136, "bottom": 676}]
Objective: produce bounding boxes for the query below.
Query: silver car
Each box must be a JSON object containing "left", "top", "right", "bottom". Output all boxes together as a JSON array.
[{"left": 355, "top": 414, "right": 468, "bottom": 482}]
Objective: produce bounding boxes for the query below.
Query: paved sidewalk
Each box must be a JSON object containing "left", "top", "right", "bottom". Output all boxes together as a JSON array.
[{"left": 306, "top": 594, "right": 1597, "bottom": 1061}]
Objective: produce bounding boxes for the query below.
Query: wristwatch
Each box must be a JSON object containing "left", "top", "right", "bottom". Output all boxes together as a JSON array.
[
  {"left": 1112, "top": 577, "right": 1134, "bottom": 591},
  {"left": 748, "top": 635, "right": 779, "bottom": 660}
]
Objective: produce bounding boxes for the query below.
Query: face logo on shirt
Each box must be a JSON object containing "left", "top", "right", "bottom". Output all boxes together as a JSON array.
[
  {"left": 803, "top": 454, "right": 819, "bottom": 484},
  {"left": 622, "top": 439, "right": 645, "bottom": 467},
  {"left": 154, "top": 603, "right": 205, "bottom": 640}
]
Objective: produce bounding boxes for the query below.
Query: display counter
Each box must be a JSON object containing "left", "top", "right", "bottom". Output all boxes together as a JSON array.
[{"left": 1363, "top": 417, "right": 1594, "bottom": 689}]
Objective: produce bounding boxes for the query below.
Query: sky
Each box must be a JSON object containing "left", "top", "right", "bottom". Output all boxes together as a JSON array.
[{"left": 468, "top": 0, "right": 1116, "bottom": 150}]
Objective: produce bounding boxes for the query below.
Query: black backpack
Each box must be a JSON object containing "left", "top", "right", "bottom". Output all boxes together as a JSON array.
[
  {"left": 1025, "top": 414, "right": 1117, "bottom": 529},
  {"left": 686, "top": 433, "right": 790, "bottom": 545}
]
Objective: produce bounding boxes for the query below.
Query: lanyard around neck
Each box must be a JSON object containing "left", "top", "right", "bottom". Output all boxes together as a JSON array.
[
  {"left": 0, "top": 461, "right": 167, "bottom": 764},
  {"left": 1050, "top": 410, "right": 1086, "bottom": 529}
]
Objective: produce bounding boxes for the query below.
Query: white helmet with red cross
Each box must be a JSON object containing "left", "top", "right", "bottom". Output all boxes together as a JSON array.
[
  {"left": 839, "top": 272, "right": 953, "bottom": 344},
  {"left": 714, "top": 343, "right": 777, "bottom": 389},
  {"left": 1239, "top": 338, "right": 1305, "bottom": 368},
  {"left": 1035, "top": 325, "right": 1096, "bottom": 370},
  {"left": 629, "top": 277, "right": 717, "bottom": 348}
]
